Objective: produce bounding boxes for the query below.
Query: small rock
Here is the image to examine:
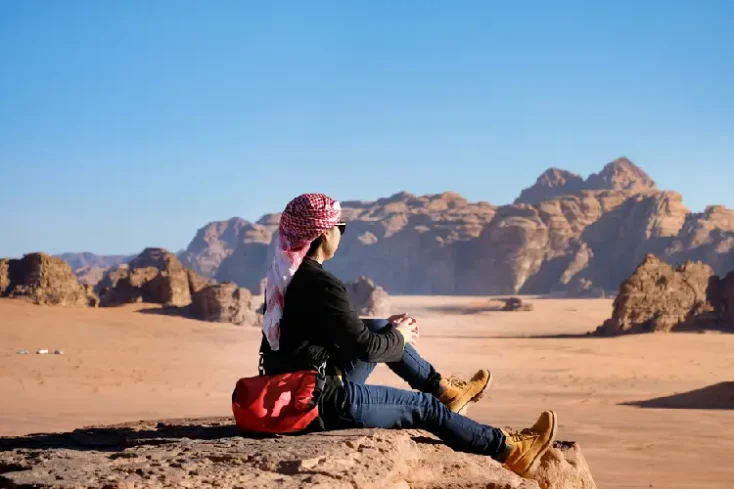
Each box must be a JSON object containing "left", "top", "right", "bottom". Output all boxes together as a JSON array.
[
  {"left": 54, "top": 349, "right": 64, "bottom": 355},
  {"left": 17, "top": 350, "right": 29, "bottom": 355},
  {"left": 36, "top": 349, "right": 49, "bottom": 355}
]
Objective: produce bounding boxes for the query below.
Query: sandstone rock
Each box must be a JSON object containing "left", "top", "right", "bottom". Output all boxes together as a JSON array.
[
  {"left": 663, "top": 205, "right": 734, "bottom": 276},
  {"left": 98, "top": 249, "right": 209, "bottom": 308},
  {"left": 345, "top": 276, "right": 391, "bottom": 317},
  {"left": 180, "top": 217, "right": 253, "bottom": 278},
  {"left": 0, "top": 259, "right": 9, "bottom": 295},
  {"left": 595, "top": 254, "right": 718, "bottom": 335},
  {"left": 190, "top": 282, "right": 261, "bottom": 325},
  {"left": 0, "top": 418, "right": 596, "bottom": 489},
  {"left": 514, "top": 158, "right": 655, "bottom": 206},
  {"left": 0, "top": 253, "right": 97, "bottom": 306},
  {"left": 514, "top": 168, "right": 585, "bottom": 205},
  {"left": 215, "top": 222, "right": 278, "bottom": 293},
  {"left": 73, "top": 265, "right": 109, "bottom": 286},
  {"left": 584, "top": 157, "right": 656, "bottom": 192},
  {"left": 179, "top": 158, "right": 731, "bottom": 299}
]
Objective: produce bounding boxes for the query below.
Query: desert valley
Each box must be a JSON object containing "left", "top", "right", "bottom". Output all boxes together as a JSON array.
[{"left": 1, "top": 158, "right": 734, "bottom": 489}]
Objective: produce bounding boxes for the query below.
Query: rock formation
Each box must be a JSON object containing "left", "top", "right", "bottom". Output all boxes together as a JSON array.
[
  {"left": 0, "top": 259, "right": 9, "bottom": 295},
  {"left": 113, "top": 157, "right": 731, "bottom": 298},
  {"left": 97, "top": 248, "right": 211, "bottom": 308},
  {"left": 595, "top": 254, "right": 730, "bottom": 335},
  {"left": 72, "top": 265, "right": 109, "bottom": 286},
  {"left": 345, "top": 276, "right": 391, "bottom": 317},
  {"left": 0, "top": 253, "right": 98, "bottom": 306},
  {"left": 0, "top": 418, "right": 596, "bottom": 489},
  {"left": 514, "top": 168, "right": 585, "bottom": 205},
  {"left": 56, "top": 252, "right": 132, "bottom": 271},
  {"left": 190, "top": 282, "right": 261, "bottom": 326},
  {"left": 514, "top": 157, "right": 655, "bottom": 205},
  {"left": 178, "top": 217, "right": 253, "bottom": 279}
]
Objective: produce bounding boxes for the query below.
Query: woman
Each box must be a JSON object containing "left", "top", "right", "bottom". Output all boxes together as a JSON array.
[{"left": 259, "top": 193, "right": 557, "bottom": 477}]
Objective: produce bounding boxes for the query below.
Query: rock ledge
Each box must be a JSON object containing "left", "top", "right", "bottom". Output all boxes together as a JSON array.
[{"left": 0, "top": 417, "right": 596, "bottom": 489}]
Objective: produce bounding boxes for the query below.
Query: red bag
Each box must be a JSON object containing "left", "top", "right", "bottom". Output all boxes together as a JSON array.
[{"left": 231, "top": 367, "right": 324, "bottom": 434}]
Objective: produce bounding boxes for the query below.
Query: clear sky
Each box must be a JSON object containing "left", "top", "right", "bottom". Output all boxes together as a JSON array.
[{"left": 1, "top": 1, "right": 732, "bottom": 257}]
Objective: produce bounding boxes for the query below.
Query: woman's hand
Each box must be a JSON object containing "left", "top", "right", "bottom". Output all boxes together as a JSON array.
[{"left": 391, "top": 314, "right": 419, "bottom": 346}]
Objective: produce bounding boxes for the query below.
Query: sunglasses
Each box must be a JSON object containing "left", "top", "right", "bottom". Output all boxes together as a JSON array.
[{"left": 336, "top": 223, "right": 347, "bottom": 235}]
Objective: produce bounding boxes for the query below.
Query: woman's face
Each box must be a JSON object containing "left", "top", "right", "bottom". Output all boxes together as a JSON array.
[{"left": 321, "top": 225, "right": 343, "bottom": 261}]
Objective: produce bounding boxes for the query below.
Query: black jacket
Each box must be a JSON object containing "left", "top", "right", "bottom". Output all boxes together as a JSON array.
[{"left": 259, "top": 258, "right": 404, "bottom": 421}]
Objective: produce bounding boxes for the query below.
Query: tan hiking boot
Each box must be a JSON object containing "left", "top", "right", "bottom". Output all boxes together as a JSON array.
[
  {"left": 497, "top": 411, "right": 558, "bottom": 477},
  {"left": 437, "top": 369, "right": 492, "bottom": 414}
]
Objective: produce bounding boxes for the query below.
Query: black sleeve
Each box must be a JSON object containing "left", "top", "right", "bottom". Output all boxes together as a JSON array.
[{"left": 319, "top": 278, "right": 404, "bottom": 363}]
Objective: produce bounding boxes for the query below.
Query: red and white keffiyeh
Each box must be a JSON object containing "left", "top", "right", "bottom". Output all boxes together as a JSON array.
[{"left": 263, "top": 193, "right": 342, "bottom": 351}]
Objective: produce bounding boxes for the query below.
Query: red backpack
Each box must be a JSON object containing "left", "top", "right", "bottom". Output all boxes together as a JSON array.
[{"left": 231, "top": 363, "right": 325, "bottom": 434}]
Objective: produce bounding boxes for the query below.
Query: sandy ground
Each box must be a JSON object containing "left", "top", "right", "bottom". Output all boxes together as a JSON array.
[{"left": 1, "top": 296, "right": 733, "bottom": 488}]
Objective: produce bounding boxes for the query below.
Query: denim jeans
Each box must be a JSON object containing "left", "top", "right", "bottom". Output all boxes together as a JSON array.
[{"left": 332, "top": 319, "right": 506, "bottom": 457}]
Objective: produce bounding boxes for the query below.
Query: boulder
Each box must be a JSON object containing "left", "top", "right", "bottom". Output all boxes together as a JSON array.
[
  {"left": 0, "top": 253, "right": 97, "bottom": 306},
  {"left": 0, "top": 418, "right": 596, "bottom": 489},
  {"left": 190, "top": 282, "right": 261, "bottom": 326},
  {"left": 595, "top": 254, "right": 718, "bottom": 335},
  {"left": 345, "top": 276, "right": 391, "bottom": 317}
]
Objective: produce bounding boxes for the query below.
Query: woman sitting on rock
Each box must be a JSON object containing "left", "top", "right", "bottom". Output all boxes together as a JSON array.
[{"left": 258, "top": 193, "right": 557, "bottom": 477}]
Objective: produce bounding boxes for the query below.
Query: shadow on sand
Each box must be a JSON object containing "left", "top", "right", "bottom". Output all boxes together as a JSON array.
[
  {"left": 0, "top": 418, "right": 272, "bottom": 453},
  {"left": 621, "top": 382, "right": 734, "bottom": 410}
]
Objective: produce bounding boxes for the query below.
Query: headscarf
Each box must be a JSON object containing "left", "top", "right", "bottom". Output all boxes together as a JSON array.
[{"left": 262, "top": 193, "right": 342, "bottom": 351}]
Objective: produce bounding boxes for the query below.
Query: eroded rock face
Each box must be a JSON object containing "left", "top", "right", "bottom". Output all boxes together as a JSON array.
[
  {"left": 0, "top": 253, "right": 97, "bottom": 306},
  {"left": 180, "top": 218, "right": 253, "bottom": 279},
  {"left": 176, "top": 157, "right": 729, "bottom": 298},
  {"left": 345, "top": 276, "right": 391, "bottom": 317},
  {"left": 514, "top": 168, "right": 585, "bottom": 205},
  {"left": 0, "top": 259, "right": 9, "bottom": 295},
  {"left": 595, "top": 255, "right": 718, "bottom": 335},
  {"left": 0, "top": 418, "right": 596, "bottom": 489},
  {"left": 190, "top": 282, "right": 261, "bottom": 326},
  {"left": 97, "top": 249, "right": 209, "bottom": 308}
]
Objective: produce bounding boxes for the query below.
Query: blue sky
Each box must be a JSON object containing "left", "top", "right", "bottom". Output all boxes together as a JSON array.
[{"left": 1, "top": 1, "right": 732, "bottom": 257}]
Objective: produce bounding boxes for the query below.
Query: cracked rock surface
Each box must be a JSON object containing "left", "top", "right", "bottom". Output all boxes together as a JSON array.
[{"left": 0, "top": 417, "right": 595, "bottom": 489}]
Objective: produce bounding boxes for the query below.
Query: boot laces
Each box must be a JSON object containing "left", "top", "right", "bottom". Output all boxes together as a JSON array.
[
  {"left": 445, "top": 376, "right": 469, "bottom": 389},
  {"left": 506, "top": 428, "right": 538, "bottom": 442}
]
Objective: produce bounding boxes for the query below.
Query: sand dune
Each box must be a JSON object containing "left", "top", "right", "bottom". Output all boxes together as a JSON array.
[{"left": 2, "top": 296, "right": 734, "bottom": 488}]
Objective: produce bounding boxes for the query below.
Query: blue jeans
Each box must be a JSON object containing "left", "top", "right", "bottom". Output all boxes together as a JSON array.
[{"left": 332, "top": 319, "right": 506, "bottom": 457}]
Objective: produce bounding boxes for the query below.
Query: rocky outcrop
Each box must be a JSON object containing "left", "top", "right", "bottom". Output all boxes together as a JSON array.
[
  {"left": 514, "top": 157, "right": 655, "bottom": 205},
  {"left": 190, "top": 282, "right": 261, "bottom": 326},
  {"left": 584, "top": 157, "right": 656, "bottom": 192},
  {"left": 595, "top": 255, "right": 722, "bottom": 335},
  {"left": 345, "top": 276, "right": 391, "bottom": 317},
  {"left": 0, "top": 253, "right": 98, "bottom": 306},
  {"left": 514, "top": 168, "right": 585, "bottom": 205},
  {"left": 662, "top": 205, "right": 734, "bottom": 276},
  {"left": 179, "top": 217, "right": 253, "bottom": 278},
  {"left": 0, "top": 259, "right": 9, "bottom": 295},
  {"left": 0, "top": 418, "right": 596, "bottom": 489},
  {"left": 97, "top": 249, "right": 210, "bottom": 308},
  {"left": 214, "top": 220, "right": 279, "bottom": 293},
  {"left": 73, "top": 265, "right": 108, "bottom": 286}
]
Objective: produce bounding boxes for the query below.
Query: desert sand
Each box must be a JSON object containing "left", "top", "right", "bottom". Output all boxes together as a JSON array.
[{"left": 1, "top": 296, "right": 733, "bottom": 489}]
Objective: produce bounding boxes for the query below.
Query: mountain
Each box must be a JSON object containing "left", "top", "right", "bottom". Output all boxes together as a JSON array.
[
  {"left": 514, "top": 157, "right": 656, "bottom": 205},
  {"left": 56, "top": 252, "right": 132, "bottom": 271},
  {"left": 63, "top": 157, "right": 730, "bottom": 297}
]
